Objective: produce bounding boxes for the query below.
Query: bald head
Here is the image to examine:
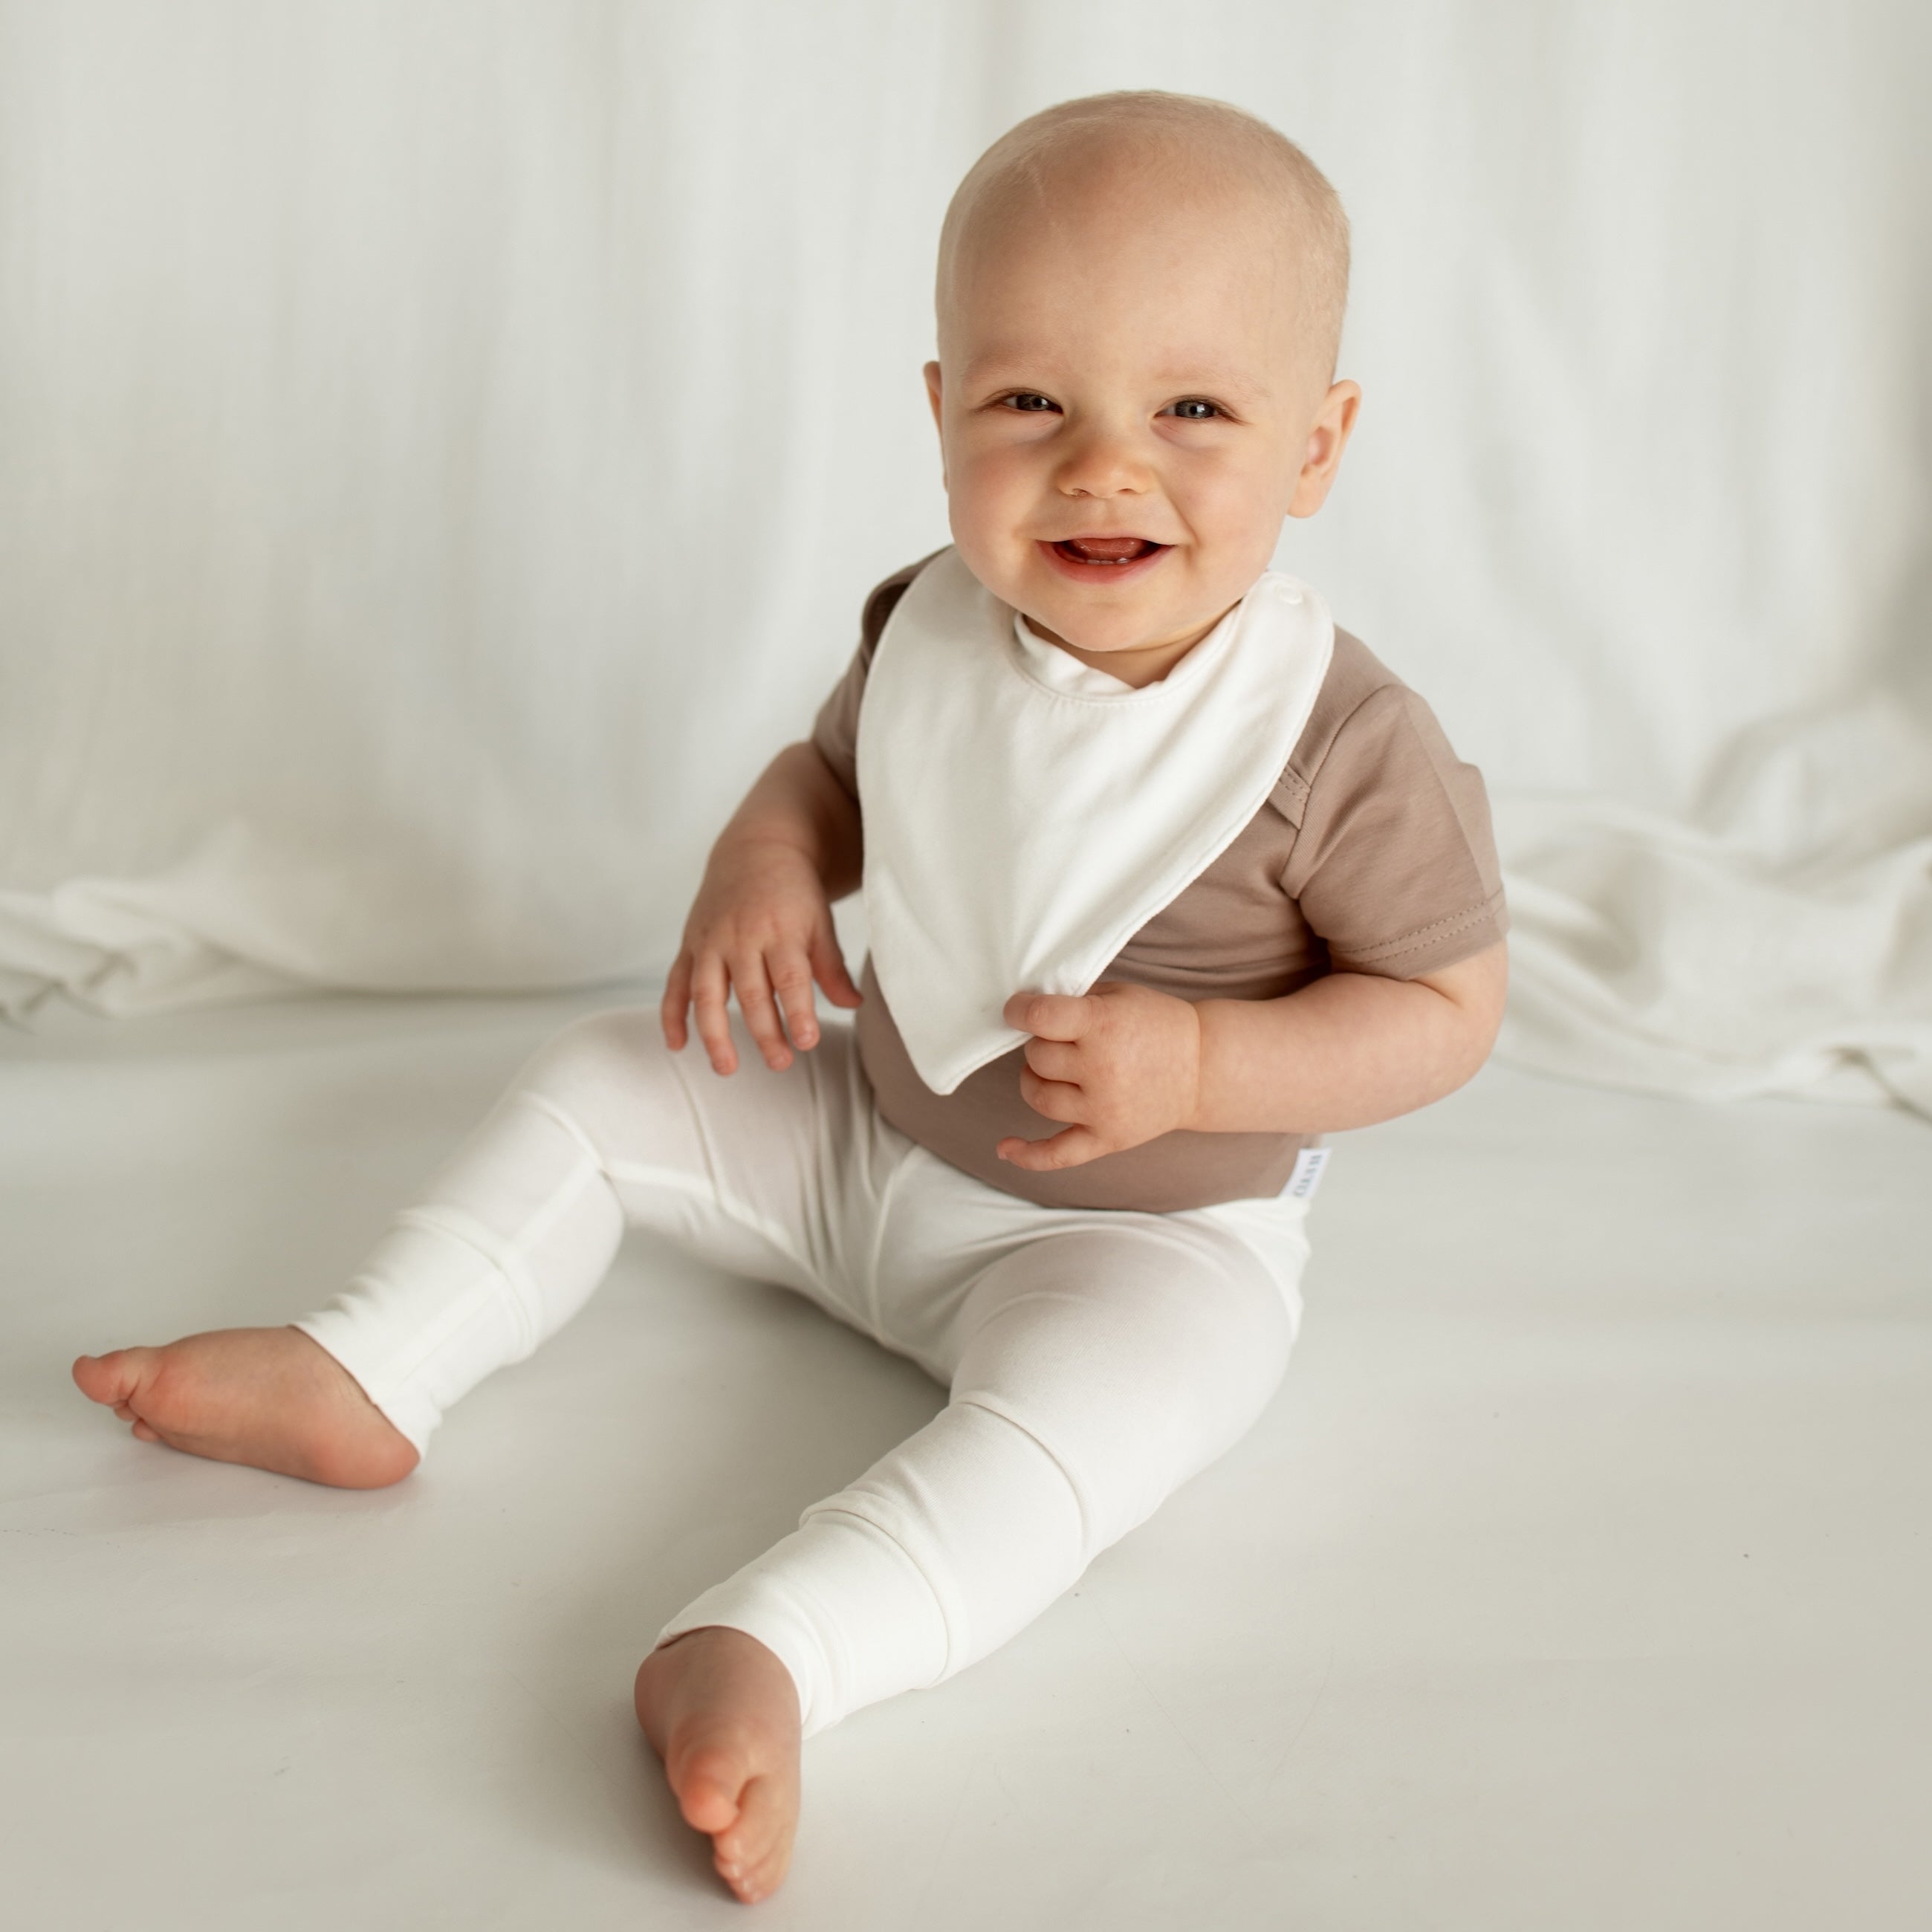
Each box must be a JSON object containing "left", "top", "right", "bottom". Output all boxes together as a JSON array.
[{"left": 937, "top": 92, "right": 1350, "bottom": 397}]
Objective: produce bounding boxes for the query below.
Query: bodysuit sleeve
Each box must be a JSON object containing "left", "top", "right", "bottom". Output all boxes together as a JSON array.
[
  {"left": 1280, "top": 677, "right": 1508, "bottom": 979},
  {"left": 809, "top": 646, "right": 869, "bottom": 800},
  {"left": 809, "top": 555, "right": 937, "bottom": 801}
]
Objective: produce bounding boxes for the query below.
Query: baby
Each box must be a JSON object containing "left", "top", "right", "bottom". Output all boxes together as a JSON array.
[{"left": 74, "top": 92, "right": 1507, "bottom": 1903}]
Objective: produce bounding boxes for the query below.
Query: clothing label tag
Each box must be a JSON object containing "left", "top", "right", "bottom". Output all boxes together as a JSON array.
[{"left": 1282, "top": 1148, "right": 1331, "bottom": 1202}]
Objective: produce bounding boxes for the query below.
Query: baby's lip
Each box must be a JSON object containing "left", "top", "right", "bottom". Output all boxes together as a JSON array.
[{"left": 1048, "top": 535, "right": 1168, "bottom": 564}]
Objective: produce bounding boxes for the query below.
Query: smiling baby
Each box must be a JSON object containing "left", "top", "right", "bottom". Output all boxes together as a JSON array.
[{"left": 74, "top": 92, "right": 1508, "bottom": 1904}]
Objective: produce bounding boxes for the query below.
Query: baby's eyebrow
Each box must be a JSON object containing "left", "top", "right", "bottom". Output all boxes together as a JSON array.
[
  {"left": 956, "top": 350, "right": 1055, "bottom": 388},
  {"left": 1146, "top": 365, "right": 1274, "bottom": 404}
]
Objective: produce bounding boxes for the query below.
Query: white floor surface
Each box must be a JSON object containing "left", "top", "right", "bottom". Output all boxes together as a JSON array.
[{"left": 3, "top": 988, "right": 1928, "bottom": 1930}]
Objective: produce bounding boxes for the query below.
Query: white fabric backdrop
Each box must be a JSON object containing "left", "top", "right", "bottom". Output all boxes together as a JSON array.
[{"left": 2, "top": 0, "right": 1928, "bottom": 1116}]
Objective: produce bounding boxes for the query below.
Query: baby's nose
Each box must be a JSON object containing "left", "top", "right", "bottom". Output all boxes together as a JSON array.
[{"left": 1055, "top": 424, "right": 1153, "bottom": 496}]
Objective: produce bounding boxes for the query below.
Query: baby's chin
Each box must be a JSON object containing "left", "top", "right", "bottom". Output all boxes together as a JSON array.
[{"left": 1002, "top": 552, "right": 1246, "bottom": 660}]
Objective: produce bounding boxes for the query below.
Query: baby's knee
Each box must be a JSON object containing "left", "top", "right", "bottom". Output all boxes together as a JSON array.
[
  {"left": 960, "top": 1275, "right": 1295, "bottom": 1543},
  {"left": 518, "top": 1005, "right": 677, "bottom": 1111},
  {"left": 970, "top": 1239, "right": 1294, "bottom": 1410}
]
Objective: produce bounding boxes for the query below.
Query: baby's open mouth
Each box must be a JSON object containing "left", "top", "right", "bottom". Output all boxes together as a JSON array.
[{"left": 1051, "top": 536, "right": 1166, "bottom": 565}]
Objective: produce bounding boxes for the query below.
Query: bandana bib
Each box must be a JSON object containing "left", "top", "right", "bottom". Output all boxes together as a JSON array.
[{"left": 856, "top": 547, "right": 1334, "bottom": 1095}]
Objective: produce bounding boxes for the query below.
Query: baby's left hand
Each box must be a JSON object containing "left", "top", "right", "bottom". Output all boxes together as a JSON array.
[{"left": 996, "top": 981, "right": 1202, "bottom": 1172}]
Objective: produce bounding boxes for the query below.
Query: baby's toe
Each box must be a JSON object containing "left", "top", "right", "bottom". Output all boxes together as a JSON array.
[
  {"left": 716, "top": 1774, "right": 794, "bottom": 1894},
  {"left": 723, "top": 1830, "right": 794, "bottom": 1904},
  {"left": 73, "top": 1349, "right": 149, "bottom": 1408},
  {"left": 672, "top": 1748, "right": 745, "bottom": 1836}
]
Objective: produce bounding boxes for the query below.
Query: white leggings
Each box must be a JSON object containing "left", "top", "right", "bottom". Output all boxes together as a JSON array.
[{"left": 296, "top": 1008, "right": 1310, "bottom": 1737}]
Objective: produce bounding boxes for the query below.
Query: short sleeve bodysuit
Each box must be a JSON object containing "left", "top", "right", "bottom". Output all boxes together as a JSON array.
[{"left": 813, "top": 555, "right": 1509, "bottom": 1213}]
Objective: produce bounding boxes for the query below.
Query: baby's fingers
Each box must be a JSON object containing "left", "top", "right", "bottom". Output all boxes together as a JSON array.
[
  {"left": 732, "top": 952, "right": 798, "bottom": 1072},
  {"left": 1022, "top": 1036, "right": 1081, "bottom": 1083},
  {"left": 1003, "top": 990, "right": 1094, "bottom": 1041},
  {"left": 689, "top": 953, "right": 741, "bottom": 1076},
  {"left": 809, "top": 923, "right": 863, "bottom": 1010},
  {"left": 661, "top": 950, "right": 696, "bottom": 1051},
  {"left": 766, "top": 946, "right": 820, "bottom": 1054},
  {"left": 996, "top": 1125, "right": 1106, "bottom": 1172},
  {"left": 1017, "top": 1065, "right": 1085, "bottom": 1124}
]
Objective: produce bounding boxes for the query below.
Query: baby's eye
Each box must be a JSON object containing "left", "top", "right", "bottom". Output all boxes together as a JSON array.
[
  {"left": 1164, "top": 398, "right": 1222, "bottom": 421},
  {"left": 1000, "top": 392, "right": 1060, "bottom": 414}
]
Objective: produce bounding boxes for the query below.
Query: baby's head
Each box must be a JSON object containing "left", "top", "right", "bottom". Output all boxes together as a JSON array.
[{"left": 927, "top": 92, "right": 1360, "bottom": 680}]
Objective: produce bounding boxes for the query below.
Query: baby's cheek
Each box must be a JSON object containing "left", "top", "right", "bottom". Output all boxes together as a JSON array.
[
  {"left": 944, "top": 510, "right": 1018, "bottom": 606},
  {"left": 1183, "top": 461, "right": 1291, "bottom": 564}
]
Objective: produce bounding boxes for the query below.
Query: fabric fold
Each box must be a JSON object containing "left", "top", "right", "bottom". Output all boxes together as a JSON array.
[{"left": 1494, "top": 696, "right": 1932, "bottom": 1120}]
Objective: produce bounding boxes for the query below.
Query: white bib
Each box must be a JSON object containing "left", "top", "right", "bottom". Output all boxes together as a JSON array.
[{"left": 856, "top": 548, "right": 1335, "bottom": 1095}]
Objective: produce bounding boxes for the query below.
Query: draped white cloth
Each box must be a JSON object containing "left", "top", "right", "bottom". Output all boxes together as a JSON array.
[{"left": 2, "top": 1, "right": 1928, "bottom": 1118}]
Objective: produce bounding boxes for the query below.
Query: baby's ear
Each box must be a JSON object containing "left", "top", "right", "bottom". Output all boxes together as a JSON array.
[
  {"left": 1287, "top": 379, "right": 1362, "bottom": 519},
  {"left": 923, "top": 362, "right": 947, "bottom": 487}
]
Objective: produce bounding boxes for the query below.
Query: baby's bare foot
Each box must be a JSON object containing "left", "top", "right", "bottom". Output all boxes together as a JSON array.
[
  {"left": 635, "top": 1627, "right": 803, "bottom": 1905},
  {"left": 71, "top": 1326, "right": 418, "bottom": 1489}
]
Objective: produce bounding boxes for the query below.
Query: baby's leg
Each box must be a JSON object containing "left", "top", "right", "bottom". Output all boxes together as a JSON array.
[
  {"left": 652, "top": 1202, "right": 1306, "bottom": 1737},
  {"left": 77, "top": 1005, "right": 886, "bottom": 1897},
  {"left": 75, "top": 1008, "right": 876, "bottom": 1483}
]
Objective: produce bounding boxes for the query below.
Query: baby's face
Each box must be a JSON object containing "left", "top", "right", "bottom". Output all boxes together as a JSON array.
[{"left": 927, "top": 169, "right": 1358, "bottom": 680}]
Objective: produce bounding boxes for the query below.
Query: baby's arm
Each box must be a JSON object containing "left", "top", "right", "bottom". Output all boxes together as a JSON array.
[
  {"left": 997, "top": 942, "right": 1508, "bottom": 1171},
  {"left": 661, "top": 742, "right": 865, "bottom": 1077}
]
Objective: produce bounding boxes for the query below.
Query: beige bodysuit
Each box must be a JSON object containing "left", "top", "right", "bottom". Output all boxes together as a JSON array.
[{"left": 813, "top": 554, "right": 1508, "bottom": 1213}]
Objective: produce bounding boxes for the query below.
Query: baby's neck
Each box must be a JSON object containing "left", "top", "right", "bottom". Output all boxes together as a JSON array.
[{"left": 1021, "top": 607, "right": 1234, "bottom": 688}]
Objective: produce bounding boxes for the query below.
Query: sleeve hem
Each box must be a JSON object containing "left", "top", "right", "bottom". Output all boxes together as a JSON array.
[{"left": 1326, "top": 888, "right": 1510, "bottom": 979}]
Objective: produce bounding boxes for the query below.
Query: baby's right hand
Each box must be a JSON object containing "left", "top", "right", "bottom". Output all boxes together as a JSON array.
[{"left": 661, "top": 837, "right": 863, "bottom": 1075}]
